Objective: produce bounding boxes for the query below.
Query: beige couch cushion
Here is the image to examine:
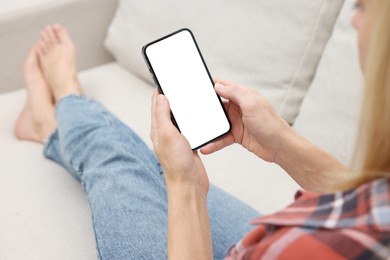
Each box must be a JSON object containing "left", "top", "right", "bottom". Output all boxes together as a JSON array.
[
  {"left": 105, "top": 0, "right": 344, "bottom": 123},
  {"left": 293, "top": 0, "right": 364, "bottom": 166},
  {"left": 0, "top": 0, "right": 117, "bottom": 94},
  {"left": 0, "top": 62, "right": 298, "bottom": 259}
]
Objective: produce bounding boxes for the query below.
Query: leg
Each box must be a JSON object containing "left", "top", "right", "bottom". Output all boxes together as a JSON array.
[
  {"left": 208, "top": 186, "right": 260, "bottom": 259},
  {"left": 16, "top": 24, "right": 260, "bottom": 259},
  {"left": 38, "top": 25, "right": 171, "bottom": 258},
  {"left": 41, "top": 25, "right": 260, "bottom": 259},
  {"left": 45, "top": 94, "right": 259, "bottom": 259},
  {"left": 45, "top": 95, "right": 169, "bottom": 259}
]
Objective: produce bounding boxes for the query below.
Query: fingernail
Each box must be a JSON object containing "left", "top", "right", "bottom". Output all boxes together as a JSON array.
[
  {"left": 215, "top": 83, "right": 224, "bottom": 90},
  {"left": 157, "top": 94, "right": 165, "bottom": 105}
]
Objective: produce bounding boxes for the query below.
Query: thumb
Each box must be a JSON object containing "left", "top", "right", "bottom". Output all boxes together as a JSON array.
[
  {"left": 151, "top": 92, "right": 194, "bottom": 156},
  {"left": 154, "top": 93, "right": 173, "bottom": 130},
  {"left": 151, "top": 91, "right": 174, "bottom": 143}
]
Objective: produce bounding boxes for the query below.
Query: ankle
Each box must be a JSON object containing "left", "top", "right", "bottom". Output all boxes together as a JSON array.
[
  {"left": 53, "top": 78, "right": 82, "bottom": 102},
  {"left": 35, "top": 119, "right": 56, "bottom": 142},
  {"left": 15, "top": 103, "right": 56, "bottom": 144}
]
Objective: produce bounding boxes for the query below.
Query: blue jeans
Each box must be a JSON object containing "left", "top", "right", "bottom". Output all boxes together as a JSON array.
[{"left": 43, "top": 95, "right": 259, "bottom": 259}]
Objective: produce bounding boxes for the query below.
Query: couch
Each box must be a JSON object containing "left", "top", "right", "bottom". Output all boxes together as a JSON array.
[{"left": 0, "top": 0, "right": 363, "bottom": 259}]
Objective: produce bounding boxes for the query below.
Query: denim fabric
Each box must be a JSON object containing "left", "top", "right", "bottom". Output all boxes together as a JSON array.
[{"left": 43, "top": 95, "right": 260, "bottom": 259}]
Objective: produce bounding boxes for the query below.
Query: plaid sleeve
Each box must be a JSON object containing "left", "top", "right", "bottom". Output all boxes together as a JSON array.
[{"left": 225, "top": 178, "right": 390, "bottom": 259}]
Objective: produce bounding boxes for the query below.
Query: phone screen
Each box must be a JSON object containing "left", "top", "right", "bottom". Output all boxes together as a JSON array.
[{"left": 143, "top": 29, "right": 231, "bottom": 150}]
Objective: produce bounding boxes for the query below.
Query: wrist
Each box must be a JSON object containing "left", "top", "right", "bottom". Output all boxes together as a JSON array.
[
  {"left": 166, "top": 180, "right": 212, "bottom": 260},
  {"left": 167, "top": 181, "right": 208, "bottom": 203}
]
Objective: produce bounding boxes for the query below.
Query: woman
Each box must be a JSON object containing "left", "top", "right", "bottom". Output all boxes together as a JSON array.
[{"left": 14, "top": 0, "right": 389, "bottom": 259}]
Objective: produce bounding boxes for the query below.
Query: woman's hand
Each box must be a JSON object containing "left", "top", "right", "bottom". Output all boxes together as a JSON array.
[
  {"left": 201, "top": 80, "right": 290, "bottom": 163},
  {"left": 201, "top": 80, "right": 348, "bottom": 193},
  {"left": 151, "top": 90, "right": 209, "bottom": 195},
  {"left": 151, "top": 90, "right": 213, "bottom": 260}
]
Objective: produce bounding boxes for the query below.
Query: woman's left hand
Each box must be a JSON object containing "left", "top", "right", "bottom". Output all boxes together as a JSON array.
[
  {"left": 151, "top": 90, "right": 213, "bottom": 259},
  {"left": 151, "top": 90, "right": 209, "bottom": 196}
]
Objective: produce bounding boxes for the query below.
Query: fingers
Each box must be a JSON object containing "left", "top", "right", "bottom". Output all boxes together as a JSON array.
[
  {"left": 200, "top": 133, "right": 235, "bottom": 155},
  {"left": 214, "top": 78, "right": 240, "bottom": 87},
  {"left": 215, "top": 82, "right": 248, "bottom": 107},
  {"left": 215, "top": 81, "right": 265, "bottom": 116}
]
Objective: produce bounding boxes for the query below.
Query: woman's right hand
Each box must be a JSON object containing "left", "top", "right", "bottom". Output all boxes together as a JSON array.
[
  {"left": 202, "top": 80, "right": 349, "bottom": 193},
  {"left": 201, "top": 79, "right": 291, "bottom": 163}
]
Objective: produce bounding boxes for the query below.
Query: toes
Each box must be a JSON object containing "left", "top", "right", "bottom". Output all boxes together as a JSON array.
[
  {"left": 39, "top": 24, "right": 74, "bottom": 50},
  {"left": 46, "top": 26, "right": 59, "bottom": 44},
  {"left": 40, "top": 25, "right": 59, "bottom": 52},
  {"left": 24, "top": 43, "right": 40, "bottom": 70},
  {"left": 36, "top": 42, "right": 47, "bottom": 73},
  {"left": 31, "top": 43, "right": 41, "bottom": 57},
  {"left": 53, "top": 24, "right": 74, "bottom": 46},
  {"left": 40, "top": 31, "right": 49, "bottom": 53},
  {"left": 40, "top": 30, "right": 52, "bottom": 53},
  {"left": 35, "top": 42, "right": 44, "bottom": 60},
  {"left": 38, "top": 40, "right": 46, "bottom": 57}
]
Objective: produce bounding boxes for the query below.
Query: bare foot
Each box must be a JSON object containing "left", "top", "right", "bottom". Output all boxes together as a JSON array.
[
  {"left": 14, "top": 44, "right": 57, "bottom": 143},
  {"left": 37, "top": 24, "right": 82, "bottom": 102}
]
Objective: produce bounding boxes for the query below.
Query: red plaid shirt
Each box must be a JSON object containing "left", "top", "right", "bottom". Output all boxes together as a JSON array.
[{"left": 226, "top": 178, "right": 390, "bottom": 259}]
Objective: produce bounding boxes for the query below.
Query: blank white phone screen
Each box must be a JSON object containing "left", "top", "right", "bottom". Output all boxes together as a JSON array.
[{"left": 145, "top": 29, "right": 230, "bottom": 149}]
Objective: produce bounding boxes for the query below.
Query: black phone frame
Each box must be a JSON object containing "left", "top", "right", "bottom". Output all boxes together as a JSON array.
[{"left": 142, "top": 28, "right": 231, "bottom": 150}]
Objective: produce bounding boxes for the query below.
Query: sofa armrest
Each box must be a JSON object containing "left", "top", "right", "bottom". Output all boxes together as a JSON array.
[{"left": 0, "top": 0, "right": 118, "bottom": 94}]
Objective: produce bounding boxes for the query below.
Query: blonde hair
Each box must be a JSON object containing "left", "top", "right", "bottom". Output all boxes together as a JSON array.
[{"left": 349, "top": 0, "right": 390, "bottom": 187}]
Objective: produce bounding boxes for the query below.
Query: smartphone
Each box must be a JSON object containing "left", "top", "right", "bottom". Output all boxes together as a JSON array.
[{"left": 142, "top": 28, "right": 231, "bottom": 150}]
